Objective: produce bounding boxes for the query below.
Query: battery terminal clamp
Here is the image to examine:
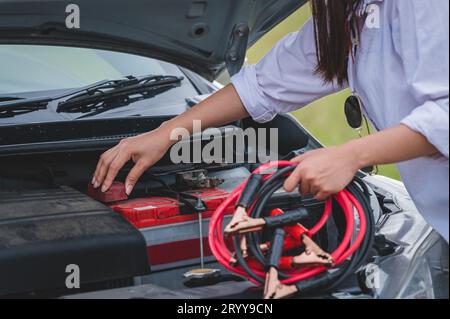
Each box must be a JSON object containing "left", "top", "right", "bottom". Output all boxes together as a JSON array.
[
  {"left": 225, "top": 174, "right": 264, "bottom": 234},
  {"left": 176, "top": 169, "right": 224, "bottom": 189}
]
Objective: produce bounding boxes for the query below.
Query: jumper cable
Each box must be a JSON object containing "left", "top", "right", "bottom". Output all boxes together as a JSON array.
[{"left": 209, "top": 161, "right": 372, "bottom": 299}]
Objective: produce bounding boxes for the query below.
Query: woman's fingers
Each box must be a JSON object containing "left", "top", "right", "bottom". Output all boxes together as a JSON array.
[
  {"left": 299, "top": 180, "right": 311, "bottom": 196},
  {"left": 284, "top": 165, "right": 303, "bottom": 192},
  {"left": 310, "top": 184, "right": 320, "bottom": 198},
  {"left": 284, "top": 153, "right": 309, "bottom": 193},
  {"left": 92, "top": 130, "right": 171, "bottom": 194},
  {"left": 125, "top": 160, "right": 150, "bottom": 195},
  {"left": 314, "top": 191, "right": 330, "bottom": 202},
  {"left": 286, "top": 146, "right": 360, "bottom": 201},
  {"left": 93, "top": 147, "right": 119, "bottom": 188},
  {"left": 101, "top": 150, "right": 132, "bottom": 192},
  {"left": 290, "top": 153, "right": 306, "bottom": 164}
]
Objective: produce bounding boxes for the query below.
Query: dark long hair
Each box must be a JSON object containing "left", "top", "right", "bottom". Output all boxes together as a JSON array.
[{"left": 310, "top": 0, "right": 362, "bottom": 86}]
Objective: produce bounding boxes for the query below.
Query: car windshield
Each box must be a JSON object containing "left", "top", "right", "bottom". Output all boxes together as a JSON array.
[{"left": 0, "top": 45, "right": 198, "bottom": 125}]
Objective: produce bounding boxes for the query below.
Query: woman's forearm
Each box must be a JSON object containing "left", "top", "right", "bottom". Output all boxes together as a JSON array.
[
  {"left": 283, "top": 124, "right": 439, "bottom": 201},
  {"left": 92, "top": 84, "right": 249, "bottom": 193},
  {"left": 345, "top": 124, "right": 439, "bottom": 169},
  {"left": 159, "top": 84, "right": 249, "bottom": 142}
]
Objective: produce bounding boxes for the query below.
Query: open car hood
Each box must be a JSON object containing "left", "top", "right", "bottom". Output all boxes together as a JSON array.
[{"left": 0, "top": 0, "right": 306, "bottom": 80}]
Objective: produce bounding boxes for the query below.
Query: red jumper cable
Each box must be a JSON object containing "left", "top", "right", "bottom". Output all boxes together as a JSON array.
[{"left": 208, "top": 161, "right": 368, "bottom": 299}]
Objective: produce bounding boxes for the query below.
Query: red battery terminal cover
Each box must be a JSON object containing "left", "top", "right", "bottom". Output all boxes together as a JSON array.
[
  {"left": 110, "top": 196, "right": 181, "bottom": 225},
  {"left": 87, "top": 181, "right": 128, "bottom": 203}
]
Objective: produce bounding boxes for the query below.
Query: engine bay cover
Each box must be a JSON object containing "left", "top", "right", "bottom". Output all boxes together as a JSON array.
[{"left": 0, "top": 186, "right": 150, "bottom": 297}]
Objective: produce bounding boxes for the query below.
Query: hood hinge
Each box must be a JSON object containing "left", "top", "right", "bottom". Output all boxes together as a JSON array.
[{"left": 225, "top": 23, "right": 249, "bottom": 77}]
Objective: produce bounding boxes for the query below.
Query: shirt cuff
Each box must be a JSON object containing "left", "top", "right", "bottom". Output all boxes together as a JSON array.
[
  {"left": 231, "top": 65, "right": 277, "bottom": 123},
  {"left": 401, "top": 100, "right": 449, "bottom": 159}
]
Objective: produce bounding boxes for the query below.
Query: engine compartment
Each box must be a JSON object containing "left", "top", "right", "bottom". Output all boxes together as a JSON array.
[
  {"left": 0, "top": 117, "right": 384, "bottom": 298},
  {"left": 0, "top": 149, "right": 334, "bottom": 296}
]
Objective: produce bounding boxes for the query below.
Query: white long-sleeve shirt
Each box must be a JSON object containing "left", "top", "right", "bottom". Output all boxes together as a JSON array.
[{"left": 231, "top": 0, "right": 449, "bottom": 240}]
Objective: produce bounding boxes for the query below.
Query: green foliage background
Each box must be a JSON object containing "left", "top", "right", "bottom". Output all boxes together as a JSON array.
[{"left": 245, "top": 6, "right": 401, "bottom": 180}]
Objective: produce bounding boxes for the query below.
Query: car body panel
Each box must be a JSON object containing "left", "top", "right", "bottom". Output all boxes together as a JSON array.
[{"left": 0, "top": 0, "right": 306, "bottom": 80}]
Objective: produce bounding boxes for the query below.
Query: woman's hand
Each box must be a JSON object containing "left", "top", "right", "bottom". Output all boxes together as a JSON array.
[
  {"left": 91, "top": 84, "right": 249, "bottom": 195},
  {"left": 92, "top": 128, "right": 172, "bottom": 195},
  {"left": 284, "top": 145, "right": 361, "bottom": 201},
  {"left": 283, "top": 124, "right": 440, "bottom": 200}
]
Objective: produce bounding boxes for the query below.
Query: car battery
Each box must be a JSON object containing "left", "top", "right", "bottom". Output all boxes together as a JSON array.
[
  {"left": 109, "top": 188, "right": 235, "bottom": 228},
  {"left": 108, "top": 188, "right": 236, "bottom": 270}
]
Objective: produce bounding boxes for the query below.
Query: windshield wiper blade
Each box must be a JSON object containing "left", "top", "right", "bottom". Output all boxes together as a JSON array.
[
  {"left": 0, "top": 96, "right": 27, "bottom": 103},
  {"left": 0, "top": 97, "right": 52, "bottom": 118},
  {"left": 0, "top": 79, "right": 113, "bottom": 118},
  {"left": 0, "top": 75, "right": 182, "bottom": 119},
  {"left": 56, "top": 75, "right": 183, "bottom": 114}
]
